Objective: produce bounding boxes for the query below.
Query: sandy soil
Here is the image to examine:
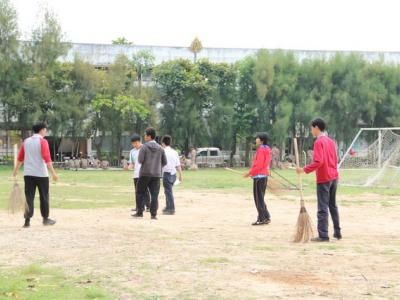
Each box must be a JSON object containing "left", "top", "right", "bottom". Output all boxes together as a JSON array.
[{"left": 0, "top": 189, "right": 399, "bottom": 299}]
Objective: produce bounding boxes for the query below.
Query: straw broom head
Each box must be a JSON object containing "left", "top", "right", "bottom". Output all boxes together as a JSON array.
[
  {"left": 9, "top": 144, "right": 29, "bottom": 215},
  {"left": 292, "top": 138, "right": 314, "bottom": 243},
  {"left": 8, "top": 181, "right": 29, "bottom": 215}
]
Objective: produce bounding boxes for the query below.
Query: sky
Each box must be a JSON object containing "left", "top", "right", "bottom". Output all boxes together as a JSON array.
[{"left": 10, "top": 0, "right": 400, "bottom": 52}]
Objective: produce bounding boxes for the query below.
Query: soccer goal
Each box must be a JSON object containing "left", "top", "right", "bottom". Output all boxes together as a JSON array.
[{"left": 338, "top": 128, "right": 400, "bottom": 187}]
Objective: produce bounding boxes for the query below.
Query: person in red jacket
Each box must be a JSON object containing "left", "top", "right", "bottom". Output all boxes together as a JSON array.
[
  {"left": 244, "top": 133, "right": 272, "bottom": 226},
  {"left": 296, "top": 118, "right": 341, "bottom": 242}
]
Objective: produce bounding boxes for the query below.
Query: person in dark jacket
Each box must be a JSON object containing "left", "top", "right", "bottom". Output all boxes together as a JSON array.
[
  {"left": 244, "top": 133, "right": 272, "bottom": 226},
  {"left": 133, "top": 127, "right": 167, "bottom": 220}
]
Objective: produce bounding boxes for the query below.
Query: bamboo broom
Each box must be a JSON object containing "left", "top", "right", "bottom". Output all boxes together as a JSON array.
[
  {"left": 8, "top": 144, "right": 28, "bottom": 215},
  {"left": 225, "top": 168, "right": 297, "bottom": 195},
  {"left": 292, "top": 138, "right": 314, "bottom": 243}
]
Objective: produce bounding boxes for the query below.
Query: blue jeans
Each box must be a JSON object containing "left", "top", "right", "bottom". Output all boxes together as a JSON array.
[
  {"left": 317, "top": 179, "right": 341, "bottom": 239},
  {"left": 163, "top": 172, "right": 176, "bottom": 211}
]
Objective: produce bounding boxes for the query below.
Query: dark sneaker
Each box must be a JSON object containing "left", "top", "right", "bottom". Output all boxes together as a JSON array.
[
  {"left": 252, "top": 220, "right": 264, "bottom": 226},
  {"left": 333, "top": 233, "right": 342, "bottom": 240},
  {"left": 252, "top": 219, "right": 270, "bottom": 226},
  {"left": 162, "top": 210, "right": 175, "bottom": 215},
  {"left": 311, "top": 237, "right": 329, "bottom": 242},
  {"left": 151, "top": 215, "right": 157, "bottom": 220},
  {"left": 23, "top": 219, "right": 30, "bottom": 228},
  {"left": 131, "top": 213, "right": 143, "bottom": 218},
  {"left": 43, "top": 218, "right": 56, "bottom": 226}
]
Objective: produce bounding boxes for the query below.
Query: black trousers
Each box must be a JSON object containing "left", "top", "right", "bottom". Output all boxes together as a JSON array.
[
  {"left": 24, "top": 176, "right": 50, "bottom": 220},
  {"left": 133, "top": 178, "right": 150, "bottom": 209},
  {"left": 136, "top": 176, "right": 161, "bottom": 216},
  {"left": 253, "top": 177, "right": 271, "bottom": 221},
  {"left": 317, "top": 179, "right": 341, "bottom": 238}
]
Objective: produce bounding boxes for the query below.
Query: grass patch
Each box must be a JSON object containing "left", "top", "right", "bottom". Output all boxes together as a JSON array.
[
  {"left": 199, "top": 257, "right": 229, "bottom": 264},
  {"left": 253, "top": 246, "right": 275, "bottom": 251},
  {"left": 0, "top": 264, "right": 111, "bottom": 300},
  {"left": 1, "top": 166, "right": 399, "bottom": 210}
]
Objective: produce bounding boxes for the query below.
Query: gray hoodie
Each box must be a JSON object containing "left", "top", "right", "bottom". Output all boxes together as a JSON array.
[{"left": 138, "top": 140, "right": 167, "bottom": 177}]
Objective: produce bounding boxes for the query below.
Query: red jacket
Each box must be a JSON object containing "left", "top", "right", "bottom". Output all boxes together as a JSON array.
[
  {"left": 304, "top": 135, "right": 338, "bottom": 183},
  {"left": 249, "top": 145, "right": 271, "bottom": 177}
]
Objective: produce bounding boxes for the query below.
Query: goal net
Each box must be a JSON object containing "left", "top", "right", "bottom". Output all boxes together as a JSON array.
[{"left": 338, "top": 128, "right": 400, "bottom": 187}]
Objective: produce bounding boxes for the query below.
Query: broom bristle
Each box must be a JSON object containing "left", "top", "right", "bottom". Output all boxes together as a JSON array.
[
  {"left": 293, "top": 206, "right": 314, "bottom": 243},
  {"left": 8, "top": 182, "right": 28, "bottom": 215}
]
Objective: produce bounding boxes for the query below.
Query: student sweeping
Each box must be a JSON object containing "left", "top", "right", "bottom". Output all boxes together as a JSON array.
[
  {"left": 296, "top": 118, "right": 342, "bottom": 242},
  {"left": 12, "top": 122, "right": 59, "bottom": 228},
  {"left": 244, "top": 133, "right": 272, "bottom": 226}
]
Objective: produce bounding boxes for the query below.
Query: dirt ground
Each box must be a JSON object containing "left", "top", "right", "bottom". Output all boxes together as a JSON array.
[{"left": 0, "top": 189, "right": 399, "bottom": 299}]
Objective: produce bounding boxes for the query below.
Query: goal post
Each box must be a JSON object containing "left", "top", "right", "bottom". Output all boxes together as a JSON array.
[{"left": 338, "top": 127, "right": 400, "bottom": 187}]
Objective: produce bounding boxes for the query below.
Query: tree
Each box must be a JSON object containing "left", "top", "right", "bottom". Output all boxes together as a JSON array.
[
  {"left": 91, "top": 54, "right": 150, "bottom": 160},
  {"left": 131, "top": 49, "right": 155, "bottom": 93},
  {"left": 189, "top": 37, "right": 203, "bottom": 63},
  {"left": 22, "top": 8, "right": 70, "bottom": 137},
  {"left": 154, "top": 59, "right": 212, "bottom": 154},
  {"left": 0, "top": 0, "right": 26, "bottom": 154},
  {"left": 112, "top": 37, "right": 133, "bottom": 45}
]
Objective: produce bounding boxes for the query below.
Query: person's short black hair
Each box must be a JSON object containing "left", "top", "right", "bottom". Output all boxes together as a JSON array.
[
  {"left": 32, "top": 122, "right": 47, "bottom": 134},
  {"left": 144, "top": 127, "right": 156, "bottom": 140},
  {"left": 311, "top": 118, "right": 326, "bottom": 132},
  {"left": 162, "top": 135, "right": 172, "bottom": 146},
  {"left": 256, "top": 132, "right": 269, "bottom": 145},
  {"left": 130, "top": 134, "right": 141, "bottom": 142}
]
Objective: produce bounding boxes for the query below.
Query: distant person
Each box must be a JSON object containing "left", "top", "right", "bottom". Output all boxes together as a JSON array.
[
  {"left": 244, "top": 133, "right": 272, "bottom": 226},
  {"left": 161, "top": 135, "right": 183, "bottom": 215},
  {"left": 124, "top": 134, "right": 150, "bottom": 212},
  {"left": 12, "top": 122, "right": 59, "bottom": 228},
  {"left": 296, "top": 118, "right": 341, "bottom": 242},
  {"left": 133, "top": 128, "right": 167, "bottom": 220}
]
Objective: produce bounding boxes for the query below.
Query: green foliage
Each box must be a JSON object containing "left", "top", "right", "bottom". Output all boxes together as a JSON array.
[
  {"left": 0, "top": 264, "right": 111, "bottom": 299},
  {"left": 112, "top": 36, "right": 133, "bottom": 45},
  {"left": 2, "top": 0, "right": 400, "bottom": 161}
]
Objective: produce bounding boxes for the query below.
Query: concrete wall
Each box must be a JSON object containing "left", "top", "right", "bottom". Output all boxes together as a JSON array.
[{"left": 60, "top": 43, "right": 400, "bottom": 66}]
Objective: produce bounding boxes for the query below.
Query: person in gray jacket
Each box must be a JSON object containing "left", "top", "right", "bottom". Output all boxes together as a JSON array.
[{"left": 133, "top": 127, "right": 167, "bottom": 219}]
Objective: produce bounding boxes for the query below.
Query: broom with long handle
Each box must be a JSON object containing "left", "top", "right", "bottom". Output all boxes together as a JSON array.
[
  {"left": 224, "top": 167, "right": 283, "bottom": 193},
  {"left": 292, "top": 138, "right": 314, "bottom": 243}
]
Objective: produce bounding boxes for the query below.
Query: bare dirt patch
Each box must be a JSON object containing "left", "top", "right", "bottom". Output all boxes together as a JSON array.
[{"left": 1, "top": 189, "right": 399, "bottom": 299}]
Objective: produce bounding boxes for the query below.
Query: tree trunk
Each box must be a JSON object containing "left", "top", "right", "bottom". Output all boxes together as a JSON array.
[
  {"left": 230, "top": 130, "right": 237, "bottom": 167},
  {"left": 244, "top": 137, "right": 252, "bottom": 167},
  {"left": 95, "top": 131, "right": 105, "bottom": 159}
]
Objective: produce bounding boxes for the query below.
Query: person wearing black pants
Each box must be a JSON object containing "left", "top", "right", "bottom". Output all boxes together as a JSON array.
[
  {"left": 133, "top": 127, "right": 167, "bottom": 220},
  {"left": 316, "top": 179, "right": 341, "bottom": 240},
  {"left": 125, "top": 134, "right": 151, "bottom": 212},
  {"left": 12, "top": 122, "right": 58, "bottom": 228},
  {"left": 24, "top": 176, "right": 50, "bottom": 220},
  {"left": 253, "top": 177, "right": 271, "bottom": 223},
  {"left": 136, "top": 176, "right": 161, "bottom": 217},
  {"left": 134, "top": 178, "right": 150, "bottom": 210},
  {"left": 245, "top": 133, "right": 272, "bottom": 226},
  {"left": 296, "top": 118, "right": 341, "bottom": 242}
]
